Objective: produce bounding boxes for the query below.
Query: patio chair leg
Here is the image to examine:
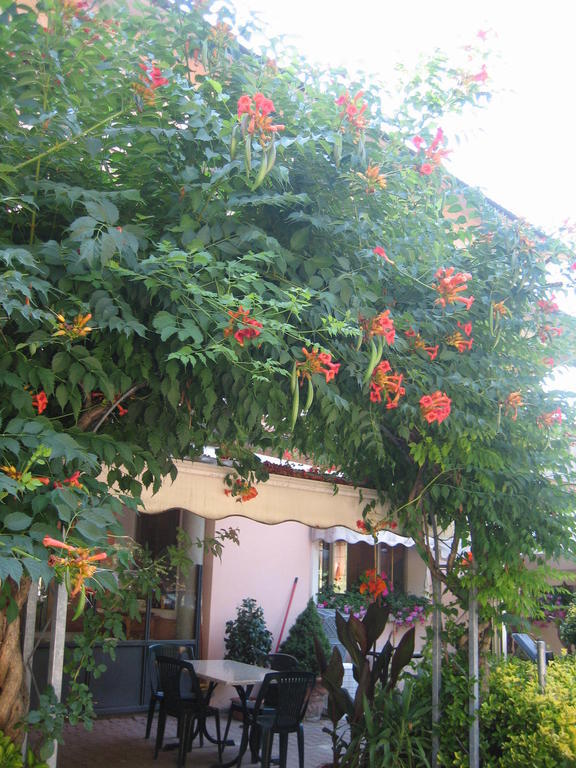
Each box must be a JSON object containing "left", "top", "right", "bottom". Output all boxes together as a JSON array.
[
  {"left": 145, "top": 696, "right": 156, "bottom": 739},
  {"left": 154, "top": 707, "right": 166, "bottom": 759},
  {"left": 297, "top": 725, "right": 304, "bottom": 768},
  {"left": 260, "top": 730, "right": 273, "bottom": 768},
  {"left": 249, "top": 721, "right": 261, "bottom": 763},
  {"left": 178, "top": 713, "right": 193, "bottom": 768},
  {"left": 278, "top": 732, "right": 288, "bottom": 768}
]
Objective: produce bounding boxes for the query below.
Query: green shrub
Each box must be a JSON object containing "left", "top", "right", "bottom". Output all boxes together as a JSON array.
[
  {"left": 0, "top": 731, "right": 48, "bottom": 768},
  {"left": 480, "top": 656, "right": 576, "bottom": 767},
  {"left": 224, "top": 598, "right": 272, "bottom": 665},
  {"left": 280, "top": 598, "right": 331, "bottom": 676},
  {"left": 400, "top": 653, "right": 475, "bottom": 768},
  {"left": 347, "top": 676, "right": 433, "bottom": 768},
  {"left": 348, "top": 652, "right": 576, "bottom": 768}
]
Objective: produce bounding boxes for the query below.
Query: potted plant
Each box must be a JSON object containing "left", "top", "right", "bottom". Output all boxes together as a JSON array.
[
  {"left": 224, "top": 598, "right": 272, "bottom": 665},
  {"left": 279, "top": 599, "right": 332, "bottom": 720}
]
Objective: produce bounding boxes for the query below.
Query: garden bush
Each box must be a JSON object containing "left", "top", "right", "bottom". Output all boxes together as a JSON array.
[
  {"left": 374, "top": 653, "right": 576, "bottom": 767},
  {"left": 224, "top": 597, "right": 272, "bottom": 665},
  {"left": 280, "top": 599, "right": 331, "bottom": 676},
  {"left": 480, "top": 656, "right": 576, "bottom": 768}
]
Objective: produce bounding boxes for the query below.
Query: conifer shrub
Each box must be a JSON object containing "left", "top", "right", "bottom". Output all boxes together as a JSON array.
[{"left": 279, "top": 598, "right": 331, "bottom": 676}]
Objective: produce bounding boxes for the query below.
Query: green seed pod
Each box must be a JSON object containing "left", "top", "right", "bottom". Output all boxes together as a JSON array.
[
  {"left": 362, "top": 339, "right": 379, "bottom": 385},
  {"left": 252, "top": 156, "right": 268, "bottom": 191},
  {"left": 289, "top": 382, "right": 300, "bottom": 431},
  {"left": 230, "top": 124, "right": 239, "bottom": 160},
  {"left": 265, "top": 140, "right": 276, "bottom": 174},
  {"left": 304, "top": 377, "right": 314, "bottom": 412},
  {"left": 291, "top": 361, "right": 298, "bottom": 393},
  {"left": 244, "top": 135, "right": 252, "bottom": 176},
  {"left": 334, "top": 133, "right": 342, "bottom": 167}
]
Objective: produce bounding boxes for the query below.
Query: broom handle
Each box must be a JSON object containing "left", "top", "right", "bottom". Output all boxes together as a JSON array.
[{"left": 275, "top": 577, "right": 298, "bottom": 651}]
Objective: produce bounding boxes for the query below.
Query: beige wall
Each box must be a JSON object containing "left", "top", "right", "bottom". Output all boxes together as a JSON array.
[
  {"left": 203, "top": 516, "right": 314, "bottom": 658},
  {"left": 201, "top": 515, "right": 314, "bottom": 706}
]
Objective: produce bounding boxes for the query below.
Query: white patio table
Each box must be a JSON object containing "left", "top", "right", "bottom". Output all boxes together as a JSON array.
[{"left": 184, "top": 659, "right": 274, "bottom": 768}]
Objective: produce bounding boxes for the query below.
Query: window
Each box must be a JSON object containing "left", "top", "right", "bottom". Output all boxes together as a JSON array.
[{"left": 317, "top": 540, "right": 407, "bottom": 595}]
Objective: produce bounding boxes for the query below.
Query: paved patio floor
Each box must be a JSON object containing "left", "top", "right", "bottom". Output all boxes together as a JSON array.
[{"left": 58, "top": 712, "right": 335, "bottom": 768}]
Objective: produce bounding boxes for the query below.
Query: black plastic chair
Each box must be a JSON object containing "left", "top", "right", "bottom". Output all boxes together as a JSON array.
[
  {"left": 153, "top": 656, "right": 222, "bottom": 767},
  {"left": 222, "top": 653, "right": 299, "bottom": 756},
  {"left": 145, "top": 643, "right": 196, "bottom": 740},
  {"left": 255, "top": 670, "right": 316, "bottom": 768},
  {"left": 266, "top": 653, "right": 300, "bottom": 672}
]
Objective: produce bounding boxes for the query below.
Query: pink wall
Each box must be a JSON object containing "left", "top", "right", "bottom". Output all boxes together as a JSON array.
[{"left": 203, "top": 516, "right": 314, "bottom": 661}]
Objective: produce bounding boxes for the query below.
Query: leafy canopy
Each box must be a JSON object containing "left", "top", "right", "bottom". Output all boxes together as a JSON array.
[{"left": 0, "top": 0, "right": 574, "bottom": 616}]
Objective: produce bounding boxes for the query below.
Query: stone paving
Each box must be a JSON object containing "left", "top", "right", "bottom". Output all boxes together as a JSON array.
[{"left": 58, "top": 712, "right": 334, "bottom": 768}]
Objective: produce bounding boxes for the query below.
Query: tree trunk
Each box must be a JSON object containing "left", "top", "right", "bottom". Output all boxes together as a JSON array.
[{"left": 0, "top": 577, "right": 31, "bottom": 744}]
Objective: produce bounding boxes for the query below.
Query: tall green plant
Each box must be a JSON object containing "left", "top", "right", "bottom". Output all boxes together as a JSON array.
[
  {"left": 279, "top": 598, "right": 331, "bottom": 676},
  {"left": 317, "top": 604, "right": 415, "bottom": 767},
  {"left": 224, "top": 598, "right": 272, "bottom": 666}
]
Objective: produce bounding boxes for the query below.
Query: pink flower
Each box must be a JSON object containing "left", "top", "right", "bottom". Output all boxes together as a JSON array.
[
  {"left": 429, "top": 127, "right": 444, "bottom": 152},
  {"left": 253, "top": 92, "right": 275, "bottom": 115},
  {"left": 412, "top": 135, "right": 424, "bottom": 149},
  {"left": 237, "top": 94, "right": 252, "bottom": 116},
  {"left": 149, "top": 66, "right": 169, "bottom": 88},
  {"left": 32, "top": 391, "right": 48, "bottom": 414},
  {"left": 420, "top": 391, "right": 451, "bottom": 424},
  {"left": 373, "top": 246, "right": 393, "bottom": 264},
  {"left": 419, "top": 163, "right": 434, "bottom": 176},
  {"left": 472, "top": 64, "right": 488, "bottom": 83}
]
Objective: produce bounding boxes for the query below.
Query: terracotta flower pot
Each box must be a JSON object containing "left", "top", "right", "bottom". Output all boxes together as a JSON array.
[{"left": 305, "top": 679, "right": 327, "bottom": 721}]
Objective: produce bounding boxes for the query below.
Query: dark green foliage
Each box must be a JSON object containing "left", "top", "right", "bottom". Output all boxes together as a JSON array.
[
  {"left": 398, "top": 654, "right": 576, "bottom": 767},
  {"left": 1, "top": 0, "right": 576, "bottom": 740},
  {"left": 279, "top": 599, "right": 331, "bottom": 675},
  {"left": 317, "top": 604, "right": 416, "bottom": 767},
  {"left": 346, "top": 679, "right": 433, "bottom": 768},
  {"left": 224, "top": 598, "right": 272, "bottom": 666}
]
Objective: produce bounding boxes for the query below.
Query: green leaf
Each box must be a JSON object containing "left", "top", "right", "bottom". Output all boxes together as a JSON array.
[
  {"left": 177, "top": 320, "right": 203, "bottom": 344},
  {"left": 52, "top": 352, "right": 70, "bottom": 374},
  {"left": 55, "top": 383, "right": 69, "bottom": 410},
  {"left": 68, "top": 216, "right": 97, "bottom": 240},
  {"left": 290, "top": 227, "right": 310, "bottom": 252},
  {"left": 37, "top": 368, "right": 55, "bottom": 394},
  {"left": 3, "top": 512, "right": 33, "bottom": 531},
  {"left": 205, "top": 78, "right": 222, "bottom": 94},
  {"left": 75, "top": 519, "right": 105, "bottom": 541}
]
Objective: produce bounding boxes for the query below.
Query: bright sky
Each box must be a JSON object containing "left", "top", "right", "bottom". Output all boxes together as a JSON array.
[
  {"left": 231, "top": 0, "right": 576, "bottom": 393},
  {"left": 232, "top": 0, "right": 574, "bottom": 235}
]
